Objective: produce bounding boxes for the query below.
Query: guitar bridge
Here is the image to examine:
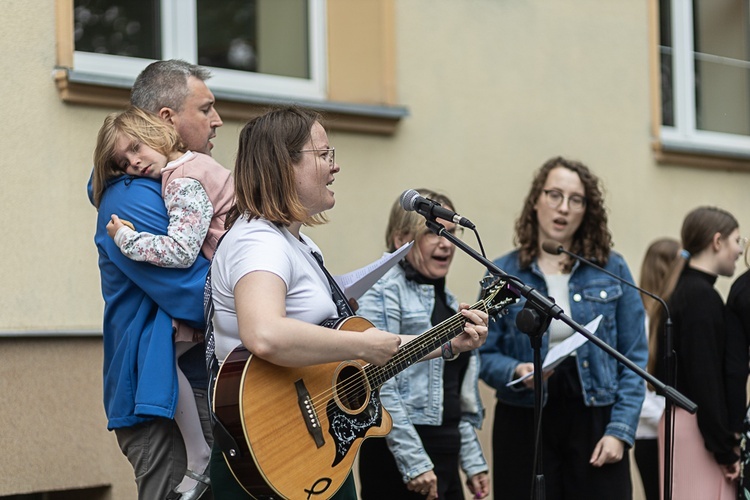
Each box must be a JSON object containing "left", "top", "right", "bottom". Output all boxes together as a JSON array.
[{"left": 295, "top": 379, "right": 325, "bottom": 448}]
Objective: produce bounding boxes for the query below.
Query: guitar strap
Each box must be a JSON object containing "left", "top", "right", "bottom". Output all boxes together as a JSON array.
[
  {"left": 203, "top": 232, "right": 355, "bottom": 459},
  {"left": 310, "top": 250, "right": 355, "bottom": 321},
  {"left": 203, "top": 234, "right": 243, "bottom": 458}
]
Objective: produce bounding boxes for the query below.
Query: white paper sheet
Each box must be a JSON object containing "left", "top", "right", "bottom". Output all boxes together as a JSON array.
[
  {"left": 333, "top": 241, "right": 414, "bottom": 300},
  {"left": 506, "top": 314, "right": 603, "bottom": 387}
]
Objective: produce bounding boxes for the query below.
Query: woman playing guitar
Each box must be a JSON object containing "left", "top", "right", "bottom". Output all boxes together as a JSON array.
[{"left": 207, "top": 106, "right": 490, "bottom": 500}]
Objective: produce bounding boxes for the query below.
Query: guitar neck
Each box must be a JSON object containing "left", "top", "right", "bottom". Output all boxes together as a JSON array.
[{"left": 364, "top": 298, "right": 487, "bottom": 389}]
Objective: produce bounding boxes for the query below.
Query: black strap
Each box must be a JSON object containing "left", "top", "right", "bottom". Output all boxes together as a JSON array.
[
  {"left": 311, "top": 250, "right": 354, "bottom": 318},
  {"left": 203, "top": 234, "right": 243, "bottom": 458},
  {"left": 203, "top": 238, "right": 351, "bottom": 458}
]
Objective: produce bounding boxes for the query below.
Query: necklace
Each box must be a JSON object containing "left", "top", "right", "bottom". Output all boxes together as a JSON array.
[{"left": 538, "top": 253, "right": 567, "bottom": 275}]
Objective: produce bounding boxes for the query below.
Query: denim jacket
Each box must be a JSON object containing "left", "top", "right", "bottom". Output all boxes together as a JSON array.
[
  {"left": 479, "top": 249, "right": 647, "bottom": 447},
  {"left": 357, "top": 263, "right": 488, "bottom": 482}
]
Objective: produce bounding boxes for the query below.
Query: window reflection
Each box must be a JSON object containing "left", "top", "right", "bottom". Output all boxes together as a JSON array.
[
  {"left": 74, "top": 0, "right": 311, "bottom": 81},
  {"left": 197, "top": 0, "right": 309, "bottom": 78},
  {"left": 660, "top": 0, "right": 750, "bottom": 136},
  {"left": 693, "top": 0, "right": 750, "bottom": 136},
  {"left": 197, "top": 0, "right": 258, "bottom": 72},
  {"left": 659, "top": 0, "right": 674, "bottom": 127},
  {"left": 74, "top": 0, "right": 160, "bottom": 59}
]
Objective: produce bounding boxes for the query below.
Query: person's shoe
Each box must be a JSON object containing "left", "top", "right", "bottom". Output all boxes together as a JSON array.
[{"left": 166, "top": 466, "right": 211, "bottom": 500}]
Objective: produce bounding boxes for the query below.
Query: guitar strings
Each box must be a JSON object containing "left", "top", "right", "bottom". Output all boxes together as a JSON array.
[
  {"left": 307, "top": 313, "right": 470, "bottom": 419},
  {"left": 308, "top": 309, "right": 472, "bottom": 410},
  {"left": 229, "top": 283, "right": 509, "bottom": 449},
  {"left": 337, "top": 316, "right": 465, "bottom": 406},
  {"left": 305, "top": 298, "right": 492, "bottom": 418},
  {"left": 305, "top": 285, "right": 508, "bottom": 414},
  {"left": 319, "top": 282, "right": 511, "bottom": 411}
]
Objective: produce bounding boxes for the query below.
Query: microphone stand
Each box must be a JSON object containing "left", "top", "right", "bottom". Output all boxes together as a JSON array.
[
  {"left": 516, "top": 301, "right": 553, "bottom": 500},
  {"left": 424, "top": 219, "right": 696, "bottom": 500},
  {"left": 552, "top": 246, "right": 678, "bottom": 500}
]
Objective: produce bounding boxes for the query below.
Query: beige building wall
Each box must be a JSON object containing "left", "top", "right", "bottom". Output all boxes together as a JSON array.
[{"left": 1, "top": 1, "right": 747, "bottom": 498}]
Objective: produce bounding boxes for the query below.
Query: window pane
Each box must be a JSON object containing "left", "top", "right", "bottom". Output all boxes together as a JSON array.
[
  {"left": 659, "top": 0, "right": 674, "bottom": 126},
  {"left": 693, "top": 0, "right": 750, "bottom": 136},
  {"left": 74, "top": 0, "right": 161, "bottom": 59},
  {"left": 196, "top": 0, "right": 310, "bottom": 79}
]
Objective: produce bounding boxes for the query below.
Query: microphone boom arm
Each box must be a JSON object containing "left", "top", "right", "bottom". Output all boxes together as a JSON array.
[
  {"left": 552, "top": 244, "right": 672, "bottom": 325},
  {"left": 424, "top": 219, "right": 697, "bottom": 413},
  {"left": 545, "top": 242, "right": 685, "bottom": 500}
]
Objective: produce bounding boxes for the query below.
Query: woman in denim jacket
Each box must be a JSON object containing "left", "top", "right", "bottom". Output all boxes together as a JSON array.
[
  {"left": 479, "top": 157, "right": 647, "bottom": 500},
  {"left": 358, "top": 189, "right": 490, "bottom": 500}
]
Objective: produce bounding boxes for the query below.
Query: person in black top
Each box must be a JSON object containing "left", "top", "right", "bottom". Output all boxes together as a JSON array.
[
  {"left": 652, "top": 206, "right": 743, "bottom": 499},
  {"left": 726, "top": 249, "right": 750, "bottom": 498}
]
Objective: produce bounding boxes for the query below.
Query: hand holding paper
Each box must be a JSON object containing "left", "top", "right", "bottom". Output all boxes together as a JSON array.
[{"left": 506, "top": 315, "right": 603, "bottom": 387}]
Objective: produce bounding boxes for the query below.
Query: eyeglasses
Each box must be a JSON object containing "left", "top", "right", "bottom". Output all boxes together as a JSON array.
[
  {"left": 541, "top": 189, "right": 587, "bottom": 212},
  {"left": 297, "top": 148, "right": 335, "bottom": 168},
  {"left": 423, "top": 226, "right": 464, "bottom": 243}
]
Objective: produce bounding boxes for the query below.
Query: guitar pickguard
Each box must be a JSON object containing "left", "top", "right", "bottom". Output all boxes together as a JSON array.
[{"left": 326, "top": 390, "right": 383, "bottom": 466}]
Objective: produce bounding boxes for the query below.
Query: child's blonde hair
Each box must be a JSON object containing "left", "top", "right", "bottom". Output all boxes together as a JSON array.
[{"left": 92, "top": 106, "right": 185, "bottom": 208}]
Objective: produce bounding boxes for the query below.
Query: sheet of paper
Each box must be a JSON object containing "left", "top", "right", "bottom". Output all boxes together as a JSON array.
[
  {"left": 506, "top": 314, "right": 602, "bottom": 387},
  {"left": 333, "top": 241, "right": 414, "bottom": 300}
]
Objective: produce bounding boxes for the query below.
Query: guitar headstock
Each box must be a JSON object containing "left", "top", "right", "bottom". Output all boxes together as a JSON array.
[{"left": 479, "top": 275, "right": 519, "bottom": 318}]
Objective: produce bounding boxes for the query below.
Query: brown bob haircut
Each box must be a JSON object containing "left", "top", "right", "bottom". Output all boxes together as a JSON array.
[{"left": 226, "top": 106, "right": 326, "bottom": 229}]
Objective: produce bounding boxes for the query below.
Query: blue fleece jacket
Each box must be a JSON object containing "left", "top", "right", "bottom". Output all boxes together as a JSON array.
[{"left": 90, "top": 175, "right": 210, "bottom": 430}]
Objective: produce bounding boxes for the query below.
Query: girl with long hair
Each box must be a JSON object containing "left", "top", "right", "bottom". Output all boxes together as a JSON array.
[
  {"left": 635, "top": 238, "right": 680, "bottom": 500},
  {"left": 652, "top": 206, "right": 743, "bottom": 499}
]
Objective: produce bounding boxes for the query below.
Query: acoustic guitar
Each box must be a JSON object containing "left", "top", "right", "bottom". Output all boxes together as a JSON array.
[{"left": 212, "top": 277, "right": 516, "bottom": 499}]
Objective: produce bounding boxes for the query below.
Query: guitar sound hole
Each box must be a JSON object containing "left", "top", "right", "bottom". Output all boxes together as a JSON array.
[{"left": 333, "top": 363, "right": 369, "bottom": 414}]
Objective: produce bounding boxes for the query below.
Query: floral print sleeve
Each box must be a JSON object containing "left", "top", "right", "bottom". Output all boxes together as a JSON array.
[
  {"left": 116, "top": 178, "right": 213, "bottom": 268},
  {"left": 739, "top": 408, "right": 750, "bottom": 499}
]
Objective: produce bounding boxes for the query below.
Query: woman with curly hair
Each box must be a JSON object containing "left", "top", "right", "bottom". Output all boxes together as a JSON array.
[{"left": 478, "top": 157, "right": 648, "bottom": 499}]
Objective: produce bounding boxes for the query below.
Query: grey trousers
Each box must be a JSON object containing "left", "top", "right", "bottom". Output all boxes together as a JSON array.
[{"left": 115, "top": 388, "right": 214, "bottom": 500}]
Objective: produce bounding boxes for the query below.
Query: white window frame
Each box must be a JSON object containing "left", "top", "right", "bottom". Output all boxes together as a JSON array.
[
  {"left": 72, "top": 0, "right": 328, "bottom": 101},
  {"left": 660, "top": 0, "right": 750, "bottom": 159}
]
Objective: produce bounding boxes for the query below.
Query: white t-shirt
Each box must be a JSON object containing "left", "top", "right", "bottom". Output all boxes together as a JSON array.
[
  {"left": 210, "top": 217, "right": 338, "bottom": 362},
  {"left": 544, "top": 273, "right": 574, "bottom": 349}
]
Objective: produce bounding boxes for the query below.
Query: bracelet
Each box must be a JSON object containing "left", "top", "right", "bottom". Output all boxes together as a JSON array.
[{"left": 441, "top": 341, "right": 458, "bottom": 361}]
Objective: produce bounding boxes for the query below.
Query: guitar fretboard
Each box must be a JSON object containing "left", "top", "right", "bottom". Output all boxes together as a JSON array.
[{"left": 363, "top": 298, "right": 488, "bottom": 388}]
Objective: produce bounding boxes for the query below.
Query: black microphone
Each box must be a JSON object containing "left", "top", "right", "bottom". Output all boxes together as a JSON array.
[
  {"left": 541, "top": 240, "right": 671, "bottom": 322},
  {"left": 400, "top": 189, "right": 476, "bottom": 229}
]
